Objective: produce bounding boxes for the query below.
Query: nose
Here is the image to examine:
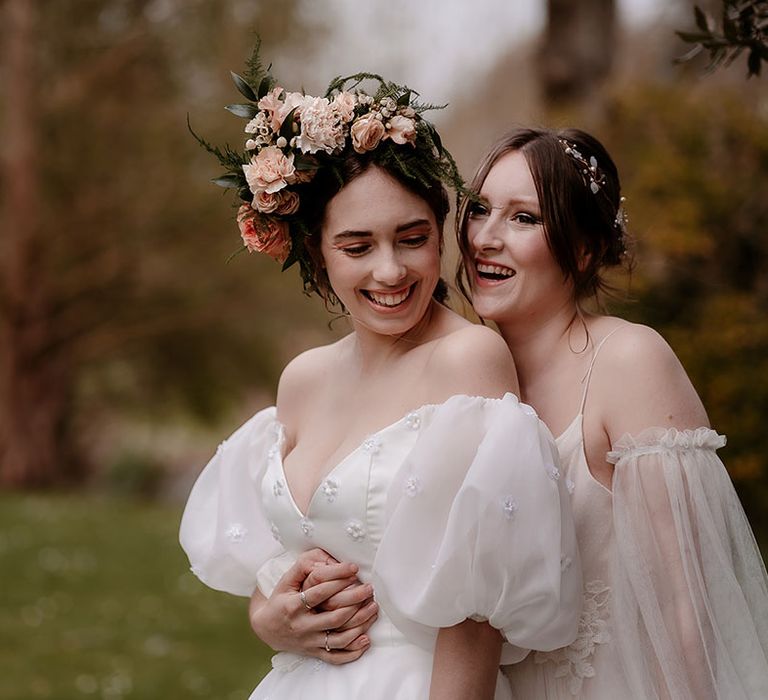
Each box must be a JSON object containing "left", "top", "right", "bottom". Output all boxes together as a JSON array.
[
  {"left": 372, "top": 248, "right": 407, "bottom": 286},
  {"left": 469, "top": 214, "right": 503, "bottom": 253}
]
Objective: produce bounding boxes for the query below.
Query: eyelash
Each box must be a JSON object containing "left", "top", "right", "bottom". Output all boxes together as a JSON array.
[
  {"left": 511, "top": 212, "right": 542, "bottom": 226},
  {"left": 341, "top": 235, "right": 429, "bottom": 256},
  {"left": 467, "top": 204, "right": 541, "bottom": 226}
]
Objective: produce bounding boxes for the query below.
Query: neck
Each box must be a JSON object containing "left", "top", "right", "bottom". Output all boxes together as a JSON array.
[
  {"left": 347, "top": 300, "right": 439, "bottom": 372},
  {"left": 496, "top": 299, "right": 583, "bottom": 398}
]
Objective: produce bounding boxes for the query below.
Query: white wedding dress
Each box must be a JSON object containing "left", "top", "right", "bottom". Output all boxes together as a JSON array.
[{"left": 180, "top": 393, "right": 583, "bottom": 699}]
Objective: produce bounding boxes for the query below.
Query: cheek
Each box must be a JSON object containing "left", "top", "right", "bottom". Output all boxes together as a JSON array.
[{"left": 514, "top": 232, "right": 558, "bottom": 273}]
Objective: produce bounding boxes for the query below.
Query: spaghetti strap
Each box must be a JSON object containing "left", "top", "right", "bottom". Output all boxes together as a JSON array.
[{"left": 578, "top": 325, "right": 626, "bottom": 414}]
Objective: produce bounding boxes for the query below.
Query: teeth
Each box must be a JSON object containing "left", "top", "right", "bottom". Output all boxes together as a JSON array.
[
  {"left": 367, "top": 288, "right": 411, "bottom": 307},
  {"left": 476, "top": 262, "right": 515, "bottom": 278}
]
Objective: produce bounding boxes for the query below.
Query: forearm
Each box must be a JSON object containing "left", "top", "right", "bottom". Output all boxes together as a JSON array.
[{"left": 429, "top": 620, "right": 502, "bottom": 700}]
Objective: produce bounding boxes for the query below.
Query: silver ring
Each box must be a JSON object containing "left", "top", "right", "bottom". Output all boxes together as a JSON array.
[
  {"left": 324, "top": 630, "right": 331, "bottom": 653},
  {"left": 299, "top": 590, "right": 312, "bottom": 611}
]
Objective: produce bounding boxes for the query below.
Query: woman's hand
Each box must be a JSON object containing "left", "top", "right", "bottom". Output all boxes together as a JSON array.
[{"left": 249, "top": 549, "right": 378, "bottom": 664}]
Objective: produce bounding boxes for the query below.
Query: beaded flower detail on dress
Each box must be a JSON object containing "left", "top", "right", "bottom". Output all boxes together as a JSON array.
[{"left": 533, "top": 580, "right": 611, "bottom": 696}]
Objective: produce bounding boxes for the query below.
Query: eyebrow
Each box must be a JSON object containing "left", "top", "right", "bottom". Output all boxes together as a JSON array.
[
  {"left": 332, "top": 218, "right": 433, "bottom": 241},
  {"left": 484, "top": 196, "right": 539, "bottom": 208}
]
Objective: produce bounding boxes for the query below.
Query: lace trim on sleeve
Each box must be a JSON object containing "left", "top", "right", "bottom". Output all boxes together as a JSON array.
[{"left": 606, "top": 427, "right": 726, "bottom": 464}]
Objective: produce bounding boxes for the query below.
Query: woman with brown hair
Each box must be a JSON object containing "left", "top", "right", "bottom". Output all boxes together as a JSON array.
[
  {"left": 253, "top": 126, "right": 768, "bottom": 698},
  {"left": 180, "top": 50, "right": 582, "bottom": 698}
]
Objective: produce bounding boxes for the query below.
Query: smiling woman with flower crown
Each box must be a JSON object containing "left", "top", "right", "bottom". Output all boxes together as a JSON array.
[{"left": 179, "top": 45, "right": 581, "bottom": 699}]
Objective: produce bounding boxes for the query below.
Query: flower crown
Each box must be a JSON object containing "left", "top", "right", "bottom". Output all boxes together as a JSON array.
[{"left": 190, "top": 41, "right": 465, "bottom": 293}]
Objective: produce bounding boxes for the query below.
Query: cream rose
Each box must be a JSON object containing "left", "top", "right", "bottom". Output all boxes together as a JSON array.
[
  {"left": 385, "top": 115, "right": 417, "bottom": 146},
  {"left": 237, "top": 205, "right": 291, "bottom": 263},
  {"left": 350, "top": 114, "right": 386, "bottom": 153},
  {"left": 243, "top": 146, "right": 296, "bottom": 195}
]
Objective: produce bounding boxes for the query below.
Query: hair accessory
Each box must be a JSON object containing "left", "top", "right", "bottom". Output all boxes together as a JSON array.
[
  {"left": 558, "top": 138, "right": 628, "bottom": 239},
  {"left": 558, "top": 138, "right": 606, "bottom": 194},
  {"left": 189, "top": 40, "right": 465, "bottom": 291},
  {"left": 614, "top": 196, "right": 628, "bottom": 233}
]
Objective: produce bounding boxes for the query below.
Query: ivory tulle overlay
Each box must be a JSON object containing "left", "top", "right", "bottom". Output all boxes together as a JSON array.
[
  {"left": 180, "top": 394, "right": 582, "bottom": 699},
  {"left": 506, "top": 421, "right": 768, "bottom": 700}
]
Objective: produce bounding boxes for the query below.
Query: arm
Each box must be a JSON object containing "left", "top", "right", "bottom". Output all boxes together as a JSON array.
[
  {"left": 594, "top": 325, "right": 716, "bottom": 698},
  {"left": 429, "top": 621, "right": 503, "bottom": 700},
  {"left": 248, "top": 549, "right": 378, "bottom": 664},
  {"left": 423, "top": 327, "right": 523, "bottom": 697}
]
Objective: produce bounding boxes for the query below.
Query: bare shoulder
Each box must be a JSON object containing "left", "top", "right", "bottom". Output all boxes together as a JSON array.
[
  {"left": 427, "top": 323, "right": 519, "bottom": 399},
  {"left": 592, "top": 321, "right": 709, "bottom": 436},
  {"left": 276, "top": 337, "right": 347, "bottom": 423}
]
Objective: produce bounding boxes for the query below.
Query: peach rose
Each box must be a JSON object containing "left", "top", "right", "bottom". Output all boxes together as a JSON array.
[
  {"left": 237, "top": 205, "right": 291, "bottom": 263},
  {"left": 243, "top": 146, "right": 296, "bottom": 195},
  {"left": 385, "top": 115, "right": 417, "bottom": 146},
  {"left": 333, "top": 91, "right": 357, "bottom": 123},
  {"left": 350, "top": 114, "right": 386, "bottom": 154}
]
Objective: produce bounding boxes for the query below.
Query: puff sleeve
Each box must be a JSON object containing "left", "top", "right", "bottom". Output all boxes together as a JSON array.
[
  {"left": 608, "top": 427, "right": 768, "bottom": 699},
  {"left": 179, "top": 407, "right": 284, "bottom": 596},
  {"left": 372, "top": 393, "right": 582, "bottom": 664}
]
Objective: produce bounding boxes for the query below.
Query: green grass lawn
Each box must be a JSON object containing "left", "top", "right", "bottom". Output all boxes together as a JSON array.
[{"left": 0, "top": 493, "right": 274, "bottom": 700}]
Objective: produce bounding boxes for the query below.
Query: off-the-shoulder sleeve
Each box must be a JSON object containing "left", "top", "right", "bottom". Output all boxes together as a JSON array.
[
  {"left": 179, "top": 407, "right": 284, "bottom": 597},
  {"left": 372, "top": 393, "right": 582, "bottom": 664},
  {"left": 608, "top": 427, "right": 768, "bottom": 699}
]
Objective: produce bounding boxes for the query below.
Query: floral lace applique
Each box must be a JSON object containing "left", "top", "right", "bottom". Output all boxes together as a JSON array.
[{"left": 533, "top": 580, "right": 611, "bottom": 696}]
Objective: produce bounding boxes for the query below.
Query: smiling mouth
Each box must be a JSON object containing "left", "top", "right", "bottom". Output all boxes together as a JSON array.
[
  {"left": 476, "top": 261, "right": 516, "bottom": 281},
  {"left": 361, "top": 283, "right": 416, "bottom": 308}
]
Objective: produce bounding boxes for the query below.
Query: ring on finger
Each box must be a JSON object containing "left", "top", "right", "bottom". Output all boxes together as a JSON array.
[
  {"left": 299, "top": 590, "right": 312, "bottom": 611},
  {"left": 324, "top": 630, "right": 332, "bottom": 653}
]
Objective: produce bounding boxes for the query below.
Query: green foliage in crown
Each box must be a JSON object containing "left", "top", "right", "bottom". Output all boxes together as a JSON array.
[{"left": 189, "top": 39, "right": 466, "bottom": 292}]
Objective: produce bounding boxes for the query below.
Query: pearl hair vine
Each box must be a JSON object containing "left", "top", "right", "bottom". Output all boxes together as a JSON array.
[{"left": 558, "top": 138, "right": 628, "bottom": 235}]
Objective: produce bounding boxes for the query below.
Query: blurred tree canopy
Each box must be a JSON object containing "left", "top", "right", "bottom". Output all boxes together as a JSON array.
[
  {"left": 602, "top": 82, "right": 768, "bottom": 535},
  {"left": 0, "top": 0, "right": 331, "bottom": 487}
]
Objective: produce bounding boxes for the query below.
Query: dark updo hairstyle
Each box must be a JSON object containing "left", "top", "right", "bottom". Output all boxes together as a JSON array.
[
  {"left": 456, "top": 127, "right": 629, "bottom": 303},
  {"left": 299, "top": 152, "right": 451, "bottom": 308}
]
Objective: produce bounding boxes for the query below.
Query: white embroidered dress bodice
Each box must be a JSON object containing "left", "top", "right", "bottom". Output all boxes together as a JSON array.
[{"left": 180, "top": 393, "right": 583, "bottom": 699}]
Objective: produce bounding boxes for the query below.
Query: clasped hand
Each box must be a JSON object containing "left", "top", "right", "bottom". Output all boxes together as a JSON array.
[{"left": 248, "top": 549, "right": 378, "bottom": 664}]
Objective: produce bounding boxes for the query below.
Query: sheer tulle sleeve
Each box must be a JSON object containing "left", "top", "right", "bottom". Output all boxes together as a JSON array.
[
  {"left": 373, "top": 393, "right": 582, "bottom": 664},
  {"left": 608, "top": 427, "right": 768, "bottom": 699},
  {"left": 179, "top": 408, "right": 284, "bottom": 597}
]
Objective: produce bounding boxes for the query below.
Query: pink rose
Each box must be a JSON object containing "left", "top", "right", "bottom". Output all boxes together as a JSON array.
[
  {"left": 254, "top": 189, "right": 300, "bottom": 215},
  {"left": 257, "top": 87, "right": 285, "bottom": 131},
  {"left": 237, "top": 205, "right": 291, "bottom": 263},
  {"left": 253, "top": 190, "right": 280, "bottom": 214},
  {"left": 350, "top": 114, "right": 386, "bottom": 153},
  {"left": 385, "top": 115, "right": 417, "bottom": 146},
  {"left": 333, "top": 91, "right": 357, "bottom": 123},
  {"left": 274, "top": 190, "right": 300, "bottom": 215},
  {"left": 243, "top": 146, "right": 296, "bottom": 195},
  {"left": 275, "top": 91, "right": 305, "bottom": 130}
]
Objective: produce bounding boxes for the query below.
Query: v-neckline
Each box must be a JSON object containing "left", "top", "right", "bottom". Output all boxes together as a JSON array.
[{"left": 274, "top": 411, "right": 413, "bottom": 519}]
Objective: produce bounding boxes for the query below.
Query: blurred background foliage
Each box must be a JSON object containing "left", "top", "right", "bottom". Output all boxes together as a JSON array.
[{"left": 1, "top": 0, "right": 766, "bottom": 698}]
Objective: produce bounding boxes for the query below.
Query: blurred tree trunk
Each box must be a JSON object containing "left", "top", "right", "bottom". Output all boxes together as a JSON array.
[
  {"left": 539, "top": 0, "right": 617, "bottom": 109},
  {"left": 0, "top": 0, "right": 75, "bottom": 486}
]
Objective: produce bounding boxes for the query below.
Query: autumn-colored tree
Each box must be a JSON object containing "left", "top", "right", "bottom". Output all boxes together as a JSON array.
[{"left": 0, "top": 0, "right": 318, "bottom": 487}]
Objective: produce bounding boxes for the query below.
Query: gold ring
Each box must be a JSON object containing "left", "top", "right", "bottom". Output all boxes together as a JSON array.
[
  {"left": 324, "top": 630, "right": 331, "bottom": 653},
  {"left": 299, "top": 590, "right": 312, "bottom": 611}
]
